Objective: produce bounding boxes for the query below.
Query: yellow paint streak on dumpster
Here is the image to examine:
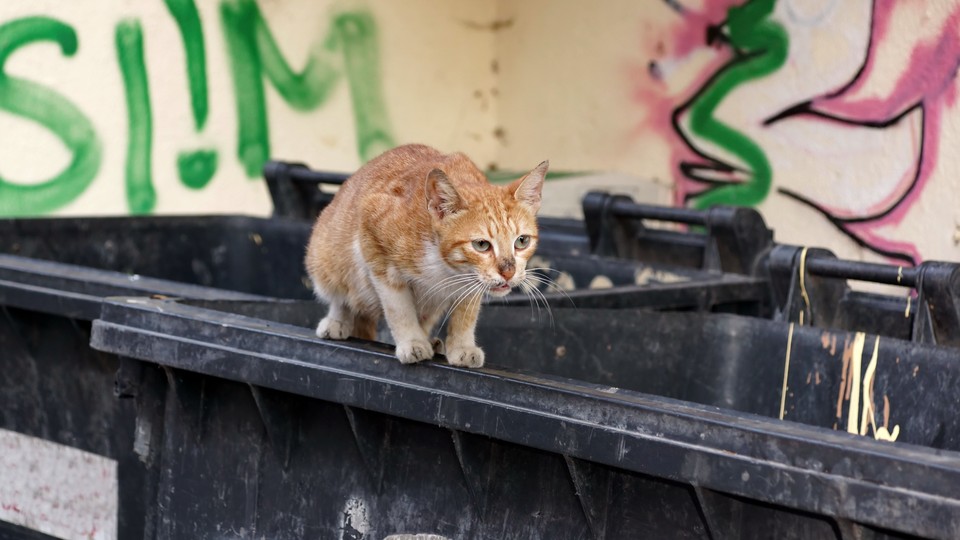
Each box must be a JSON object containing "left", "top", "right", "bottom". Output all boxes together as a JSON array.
[
  {"left": 798, "top": 248, "right": 811, "bottom": 325},
  {"left": 779, "top": 323, "right": 795, "bottom": 420},
  {"left": 846, "top": 332, "right": 865, "bottom": 435},
  {"left": 859, "top": 336, "right": 880, "bottom": 437},
  {"left": 861, "top": 336, "right": 900, "bottom": 442},
  {"left": 841, "top": 334, "right": 901, "bottom": 442},
  {"left": 837, "top": 336, "right": 853, "bottom": 421}
]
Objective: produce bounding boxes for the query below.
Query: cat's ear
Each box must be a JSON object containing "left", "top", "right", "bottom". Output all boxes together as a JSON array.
[
  {"left": 426, "top": 168, "right": 464, "bottom": 220},
  {"left": 510, "top": 160, "right": 548, "bottom": 213}
]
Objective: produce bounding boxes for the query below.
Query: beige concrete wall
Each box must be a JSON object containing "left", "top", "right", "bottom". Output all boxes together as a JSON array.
[{"left": 2, "top": 0, "right": 958, "bottom": 265}]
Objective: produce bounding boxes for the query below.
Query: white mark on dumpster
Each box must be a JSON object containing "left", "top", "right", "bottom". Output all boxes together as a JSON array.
[
  {"left": 634, "top": 267, "right": 689, "bottom": 286},
  {"left": 0, "top": 428, "right": 118, "bottom": 540},
  {"left": 588, "top": 275, "right": 613, "bottom": 289},
  {"left": 133, "top": 415, "right": 153, "bottom": 464},
  {"left": 341, "top": 497, "right": 370, "bottom": 538},
  {"left": 384, "top": 535, "right": 451, "bottom": 540},
  {"left": 555, "top": 271, "right": 576, "bottom": 291},
  {"left": 741, "top": 471, "right": 750, "bottom": 482}
]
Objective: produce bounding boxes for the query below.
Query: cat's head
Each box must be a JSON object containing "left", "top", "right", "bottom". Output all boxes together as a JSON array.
[{"left": 426, "top": 161, "right": 548, "bottom": 297}]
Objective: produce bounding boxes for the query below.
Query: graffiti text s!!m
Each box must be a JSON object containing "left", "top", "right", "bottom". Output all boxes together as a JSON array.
[{"left": 0, "top": 17, "right": 102, "bottom": 216}]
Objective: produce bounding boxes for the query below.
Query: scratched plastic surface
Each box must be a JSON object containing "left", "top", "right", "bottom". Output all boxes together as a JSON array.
[{"left": 90, "top": 297, "right": 960, "bottom": 540}]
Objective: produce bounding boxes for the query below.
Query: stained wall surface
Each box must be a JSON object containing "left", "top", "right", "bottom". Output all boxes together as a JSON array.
[{"left": 2, "top": 0, "right": 959, "bottom": 264}]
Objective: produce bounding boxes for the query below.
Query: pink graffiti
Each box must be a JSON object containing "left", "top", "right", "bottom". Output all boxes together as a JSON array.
[
  {"left": 632, "top": 1, "right": 740, "bottom": 207},
  {"left": 638, "top": 0, "right": 960, "bottom": 264},
  {"left": 795, "top": 1, "right": 960, "bottom": 263}
]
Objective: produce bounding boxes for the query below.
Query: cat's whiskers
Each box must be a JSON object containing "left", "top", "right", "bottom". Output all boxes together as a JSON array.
[
  {"left": 525, "top": 276, "right": 556, "bottom": 329},
  {"left": 467, "top": 281, "right": 487, "bottom": 315},
  {"left": 519, "top": 280, "right": 542, "bottom": 323},
  {"left": 524, "top": 272, "right": 577, "bottom": 309},
  {"left": 438, "top": 281, "right": 486, "bottom": 332},
  {"left": 419, "top": 273, "right": 479, "bottom": 307},
  {"left": 431, "top": 279, "right": 480, "bottom": 318}
]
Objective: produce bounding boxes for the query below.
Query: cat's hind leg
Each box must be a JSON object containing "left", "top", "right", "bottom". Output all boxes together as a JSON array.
[{"left": 316, "top": 301, "right": 355, "bottom": 340}]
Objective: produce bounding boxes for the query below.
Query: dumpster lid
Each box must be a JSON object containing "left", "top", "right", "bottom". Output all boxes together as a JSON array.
[
  {"left": 0, "top": 254, "right": 265, "bottom": 320},
  {"left": 90, "top": 297, "right": 960, "bottom": 539}
]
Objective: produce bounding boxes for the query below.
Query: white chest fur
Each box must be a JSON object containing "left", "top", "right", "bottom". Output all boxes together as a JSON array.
[{"left": 411, "top": 241, "right": 473, "bottom": 317}]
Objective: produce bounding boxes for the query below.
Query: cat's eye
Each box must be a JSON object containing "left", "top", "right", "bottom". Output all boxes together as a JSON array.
[
  {"left": 515, "top": 235, "right": 531, "bottom": 249},
  {"left": 472, "top": 239, "right": 491, "bottom": 252}
]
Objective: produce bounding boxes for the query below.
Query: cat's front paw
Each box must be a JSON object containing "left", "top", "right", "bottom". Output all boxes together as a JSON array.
[
  {"left": 316, "top": 317, "right": 353, "bottom": 340},
  {"left": 446, "top": 346, "right": 485, "bottom": 368},
  {"left": 396, "top": 338, "right": 435, "bottom": 364}
]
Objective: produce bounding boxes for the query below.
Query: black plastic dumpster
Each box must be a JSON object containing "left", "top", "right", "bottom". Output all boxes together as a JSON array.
[
  {"left": 0, "top": 195, "right": 772, "bottom": 539},
  {"left": 0, "top": 215, "right": 315, "bottom": 539},
  {"left": 90, "top": 294, "right": 960, "bottom": 540}
]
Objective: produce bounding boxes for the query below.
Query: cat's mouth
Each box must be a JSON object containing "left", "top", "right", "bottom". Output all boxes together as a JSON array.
[{"left": 488, "top": 283, "right": 512, "bottom": 296}]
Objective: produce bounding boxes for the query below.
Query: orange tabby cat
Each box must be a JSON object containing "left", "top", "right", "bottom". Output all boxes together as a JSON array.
[{"left": 305, "top": 144, "right": 547, "bottom": 367}]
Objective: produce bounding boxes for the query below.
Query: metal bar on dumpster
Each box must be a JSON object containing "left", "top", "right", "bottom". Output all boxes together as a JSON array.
[
  {"left": 284, "top": 167, "right": 350, "bottom": 186},
  {"left": 803, "top": 257, "right": 920, "bottom": 288},
  {"left": 607, "top": 198, "right": 708, "bottom": 226}
]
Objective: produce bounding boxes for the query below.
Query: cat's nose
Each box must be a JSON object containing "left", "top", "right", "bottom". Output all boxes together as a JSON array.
[{"left": 498, "top": 259, "right": 516, "bottom": 281}]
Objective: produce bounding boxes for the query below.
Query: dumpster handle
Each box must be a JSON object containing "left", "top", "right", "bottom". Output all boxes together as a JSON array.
[
  {"left": 581, "top": 191, "right": 773, "bottom": 275},
  {"left": 802, "top": 257, "right": 919, "bottom": 288},
  {"left": 262, "top": 161, "right": 351, "bottom": 220},
  {"left": 270, "top": 164, "right": 350, "bottom": 187},
  {"left": 771, "top": 245, "right": 960, "bottom": 347},
  {"left": 605, "top": 198, "right": 708, "bottom": 226}
]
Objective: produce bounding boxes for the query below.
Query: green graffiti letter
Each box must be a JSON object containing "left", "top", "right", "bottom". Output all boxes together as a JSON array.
[
  {"left": 177, "top": 150, "right": 218, "bottom": 189},
  {"left": 333, "top": 13, "right": 394, "bottom": 161},
  {"left": 164, "top": 0, "right": 209, "bottom": 129},
  {"left": 688, "top": 0, "right": 787, "bottom": 209},
  {"left": 164, "top": 0, "right": 218, "bottom": 189},
  {"left": 0, "top": 17, "right": 102, "bottom": 216},
  {"left": 116, "top": 20, "right": 156, "bottom": 214},
  {"left": 220, "top": 0, "right": 395, "bottom": 176}
]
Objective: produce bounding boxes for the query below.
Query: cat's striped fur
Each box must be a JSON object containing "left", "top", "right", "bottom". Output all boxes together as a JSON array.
[{"left": 305, "top": 144, "right": 547, "bottom": 367}]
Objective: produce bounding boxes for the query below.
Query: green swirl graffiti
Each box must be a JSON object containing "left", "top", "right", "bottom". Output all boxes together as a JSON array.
[{"left": 688, "top": 0, "right": 788, "bottom": 209}]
